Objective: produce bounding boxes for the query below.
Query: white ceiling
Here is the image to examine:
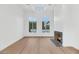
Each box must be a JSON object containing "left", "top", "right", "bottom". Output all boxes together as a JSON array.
[{"left": 23, "top": 4, "right": 55, "bottom": 12}]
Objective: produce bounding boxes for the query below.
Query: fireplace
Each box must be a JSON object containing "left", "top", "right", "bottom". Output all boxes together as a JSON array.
[{"left": 54, "top": 31, "right": 63, "bottom": 47}]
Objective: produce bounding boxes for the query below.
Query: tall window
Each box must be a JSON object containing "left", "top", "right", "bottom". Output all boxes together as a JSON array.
[
  {"left": 42, "top": 16, "right": 50, "bottom": 32},
  {"left": 28, "top": 16, "right": 37, "bottom": 32}
]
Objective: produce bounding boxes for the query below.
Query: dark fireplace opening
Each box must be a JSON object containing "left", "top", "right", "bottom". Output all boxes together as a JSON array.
[{"left": 54, "top": 31, "right": 63, "bottom": 47}]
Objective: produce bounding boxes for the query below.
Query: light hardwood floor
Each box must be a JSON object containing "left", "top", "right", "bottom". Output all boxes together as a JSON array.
[{"left": 0, "top": 37, "right": 79, "bottom": 54}]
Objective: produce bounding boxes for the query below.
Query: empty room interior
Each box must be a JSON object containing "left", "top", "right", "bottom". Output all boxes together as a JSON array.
[{"left": 0, "top": 4, "right": 79, "bottom": 54}]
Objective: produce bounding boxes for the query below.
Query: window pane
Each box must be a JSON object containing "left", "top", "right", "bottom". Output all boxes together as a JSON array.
[
  {"left": 33, "top": 22, "right": 36, "bottom": 29},
  {"left": 28, "top": 16, "right": 37, "bottom": 32},
  {"left": 29, "top": 21, "right": 37, "bottom": 32},
  {"left": 42, "top": 16, "right": 50, "bottom": 32},
  {"left": 29, "top": 22, "right": 32, "bottom": 32},
  {"left": 42, "top": 22, "right": 45, "bottom": 29},
  {"left": 46, "top": 21, "right": 50, "bottom": 29}
]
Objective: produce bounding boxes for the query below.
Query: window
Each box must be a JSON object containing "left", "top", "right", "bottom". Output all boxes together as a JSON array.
[
  {"left": 28, "top": 16, "right": 37, "bottom": 32},
  {"left": 42, "top": 16, "right": 50, "bottom": 32}
]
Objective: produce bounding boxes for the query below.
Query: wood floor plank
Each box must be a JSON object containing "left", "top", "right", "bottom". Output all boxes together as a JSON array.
[
  {"left": 0, "top": 37, "right": 79, "bottom": 54},
  {"left": 21, "top": 38, "right": 40, "bottom": 54},
  {"left": 61, "top": 47, "right": 79, "bottom": 54},
  {"left": 0, "top": 38, "right": 27, "bottom": 54}
]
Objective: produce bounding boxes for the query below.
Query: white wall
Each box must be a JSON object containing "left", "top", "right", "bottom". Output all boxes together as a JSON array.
[
  {"left": 54, "top": 4, "right": 79, "bottom": 49},
  {"left": 54, "top": 5, "right": 63, "bottom": 32},
  {"left": 24, "top": 5, "right": 54, "bottom": 36},
  {"left": 0, "top": 5, "right": 24, "bottom": 51},
  {"left": 63, "top": 5, "right": 79, "bottom": 49}
]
